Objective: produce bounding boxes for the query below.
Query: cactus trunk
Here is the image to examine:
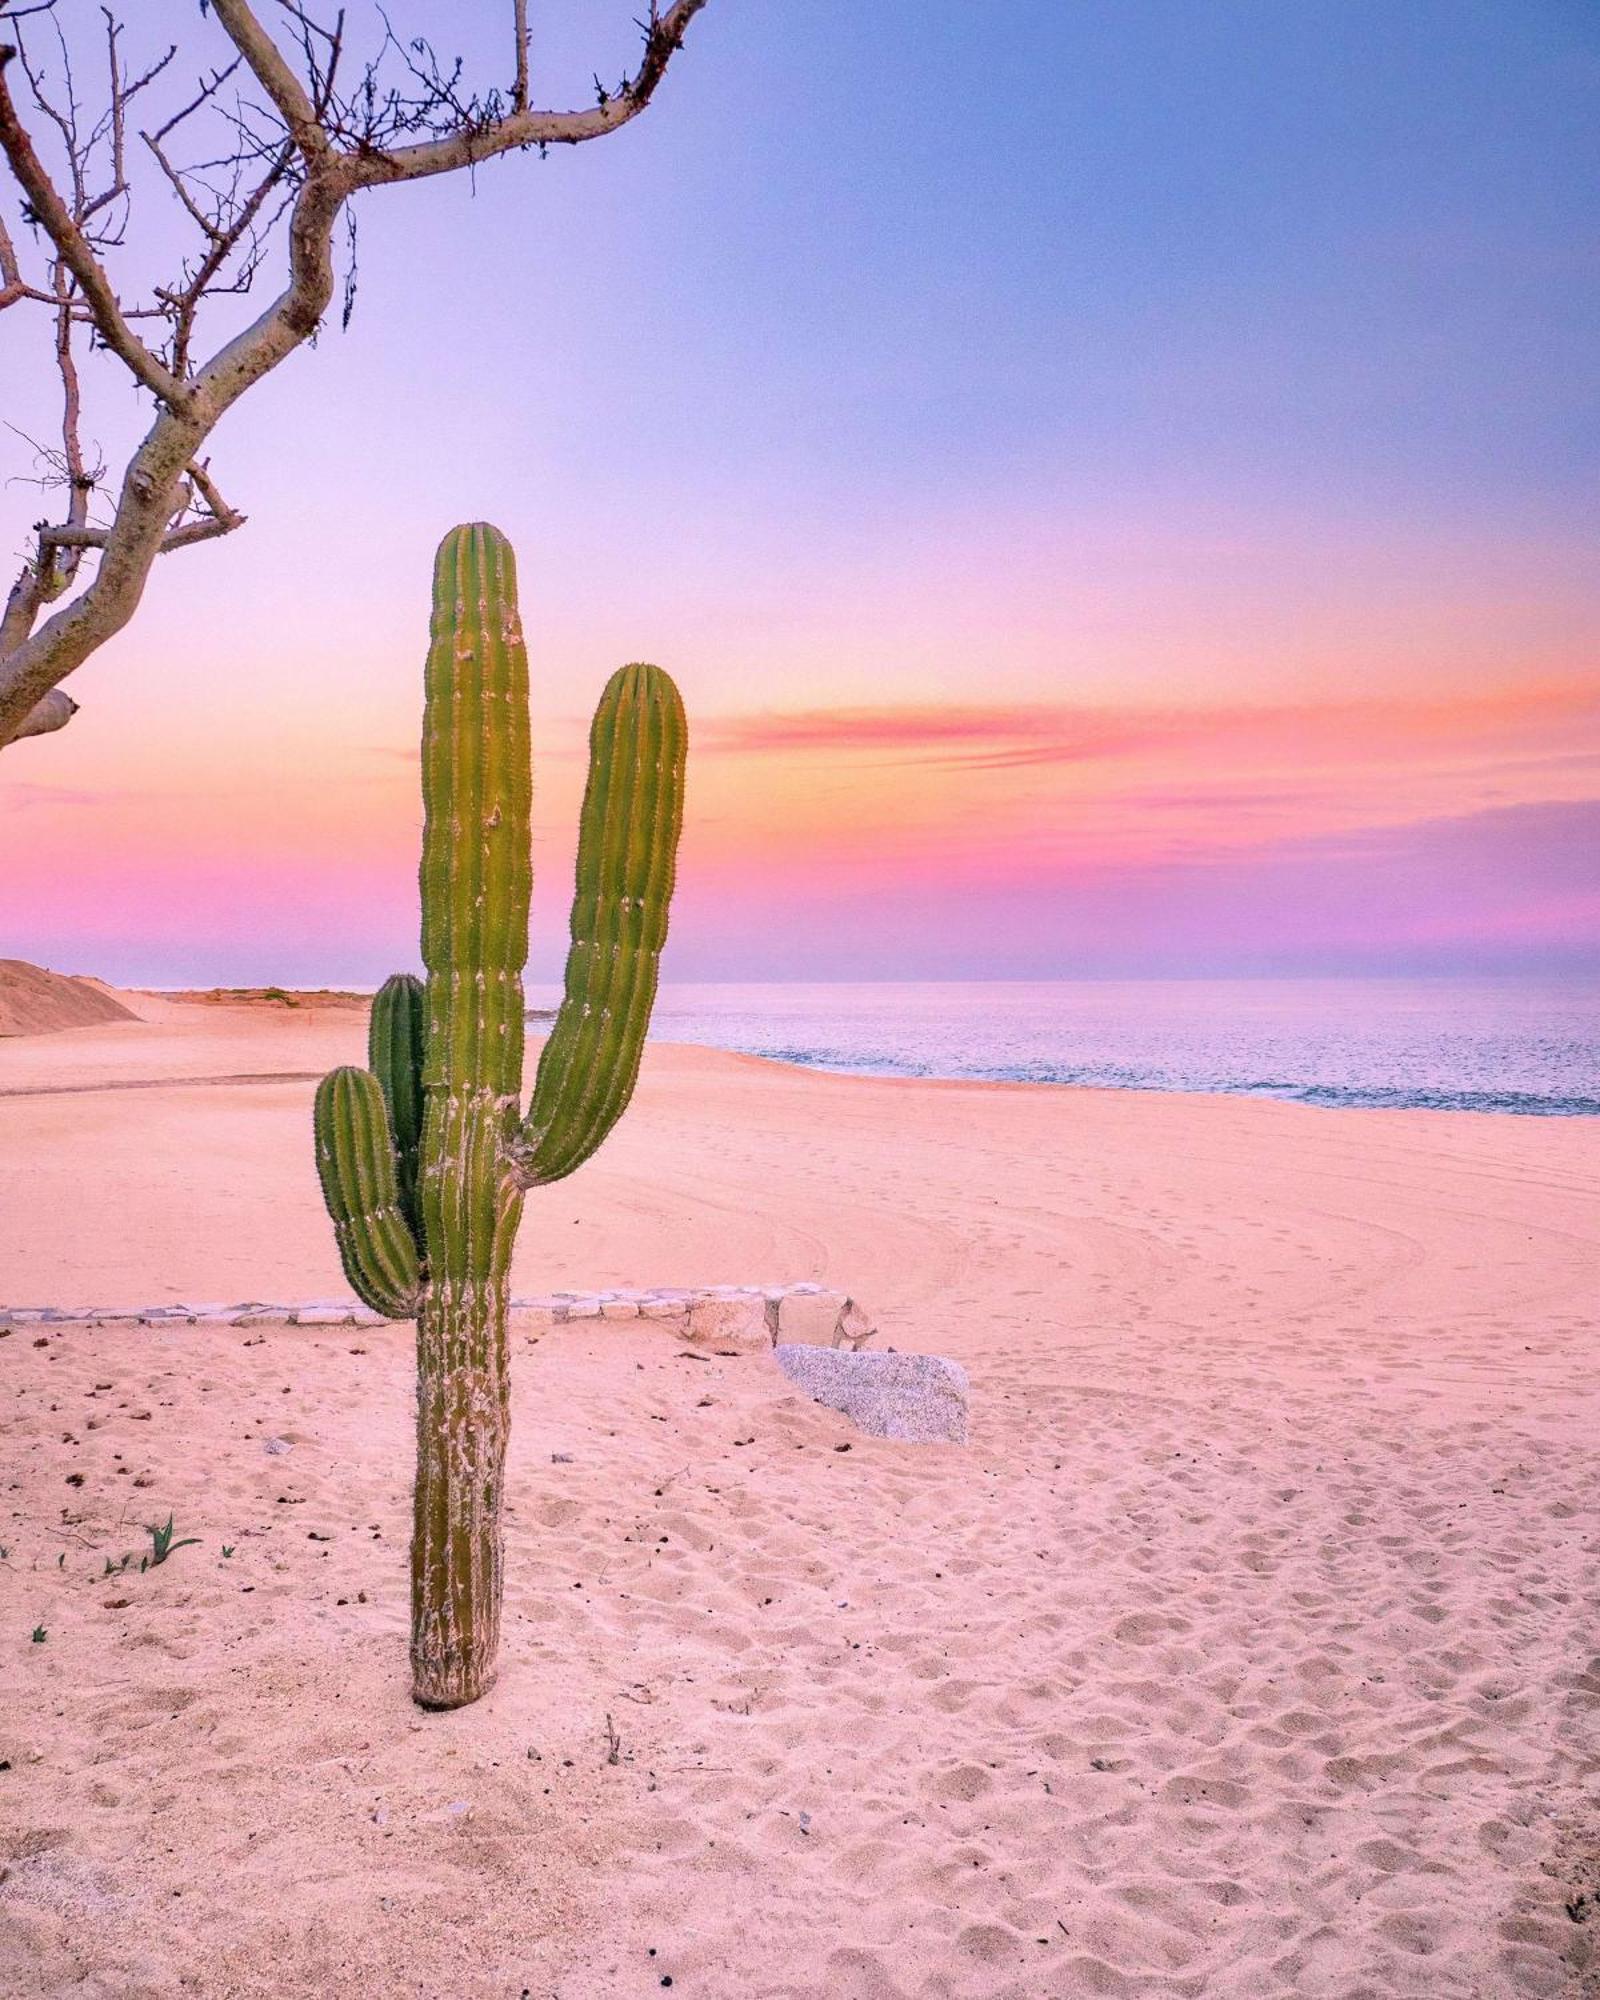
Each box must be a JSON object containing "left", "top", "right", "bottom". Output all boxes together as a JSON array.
[
  {"left": 411, "top": 522, "right": 530, "bottom": 1709},
  {"left": 411, "top": 1278, "right": 511, "bottom": 1706},
  {"left": 312, "top": 519, "right": 686, "bottom": 1709}
]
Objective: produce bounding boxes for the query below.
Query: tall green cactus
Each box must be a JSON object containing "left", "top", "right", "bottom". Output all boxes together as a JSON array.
[{"left": 313, "top": 522, "right": 686, "bottom": 1709}]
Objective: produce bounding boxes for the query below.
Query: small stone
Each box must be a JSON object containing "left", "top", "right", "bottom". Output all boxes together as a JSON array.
[
  {"left": 291, "top": 1307, "right": 353, "bottom": 1327},
  {"left": 263, "top": 1437, "right": 293, "bottom": 1456},
  {"left": 836, "top": 1299, "right": 877, "bottom": 1350},
  {"left": 773, "top": 1345, "right": 969, "bottom": 1445},
  {"left": 639, "top": 1299, "right": 686, "bottom": 1320},
  {"left": 562, "top": 1298, "right": 603, "bottom": 1321},
  {"left": 600, "top": 1300, "right": 639, "bottom": 1320}
]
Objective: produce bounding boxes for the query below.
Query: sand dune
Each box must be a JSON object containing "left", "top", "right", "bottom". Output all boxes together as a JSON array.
[
  {"left": 2, "top": 1006, "right": 1597, "bottom": 1996},
  {"left": 0, "top": 959, "right": 139, "bottom": 1037}
]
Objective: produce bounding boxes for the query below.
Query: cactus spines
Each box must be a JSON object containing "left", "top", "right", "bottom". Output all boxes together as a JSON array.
[
  {"left": 311, "top": 522, "right": 686, "bottom": 1710},
  {"left": 312, "top": 1065, "right": 422, "bottom": 1319},
  {"left": 369, "top": 973, "right": 426, "bottom": 1239},
  {"left": 519, "top": 662, "right": 687, "bottom": 1186}
]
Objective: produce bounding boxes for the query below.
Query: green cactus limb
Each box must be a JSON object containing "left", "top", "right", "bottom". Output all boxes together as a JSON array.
[
  {"left": 517, "top": 662, "right": 686, "bottom": 1187},
  {"left": 369, "top": 972, "right": 426, "bottom": 1242},
  {"left": 312, "top": 1066, "right": 422, "bottom": 1318}
]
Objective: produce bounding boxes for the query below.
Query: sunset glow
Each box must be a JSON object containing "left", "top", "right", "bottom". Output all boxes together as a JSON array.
[{"left": 4, "top": 0, "right": 1595, "bottom": 983}]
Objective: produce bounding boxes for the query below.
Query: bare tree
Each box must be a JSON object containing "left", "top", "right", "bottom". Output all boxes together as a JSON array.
[{"left": 0, "top": 0, "right": 710, "bottom": 749}]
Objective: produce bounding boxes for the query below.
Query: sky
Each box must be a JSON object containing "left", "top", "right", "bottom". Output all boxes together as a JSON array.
[{"left": 3, "top": 0, "right": 1597, "bottom": 984}]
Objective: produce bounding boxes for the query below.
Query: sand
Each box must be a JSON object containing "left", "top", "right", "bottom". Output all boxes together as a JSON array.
[{"left": 2, "top": 997, "right": 1597, "bottom": 1997}]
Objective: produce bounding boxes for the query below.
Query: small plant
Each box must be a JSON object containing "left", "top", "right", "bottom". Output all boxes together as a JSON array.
[
  {"left": 31, "top": 1625, "right": 46, "bottom": 1644},
  {"left": 221, "top": 1545, "right": 235, "bottom": 1560},
  {"left": 145, "top": 1516, "right": 200, "bottom": 1567}
]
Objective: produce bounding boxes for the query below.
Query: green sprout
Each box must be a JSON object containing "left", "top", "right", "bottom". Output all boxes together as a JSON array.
[{"left": 146, "top": 1516, "right": 201, "bottom": 1567}]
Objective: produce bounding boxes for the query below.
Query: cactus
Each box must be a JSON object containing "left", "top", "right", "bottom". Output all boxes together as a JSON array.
[{"left": 313, "top": 522, "right": 686, "bottom": 1708}]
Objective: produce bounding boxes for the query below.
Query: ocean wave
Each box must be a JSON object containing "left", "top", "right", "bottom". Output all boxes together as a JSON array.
[{"left": 716, "top": 1044, "right": 1600, "bottom": 1116}]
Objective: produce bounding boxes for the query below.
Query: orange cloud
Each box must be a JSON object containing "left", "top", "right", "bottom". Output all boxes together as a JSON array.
[{"left": 699, "top": 681, "right": 1600, "bottom": 770}]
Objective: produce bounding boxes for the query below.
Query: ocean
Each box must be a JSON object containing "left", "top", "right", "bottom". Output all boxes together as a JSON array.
[{"left": 569, "top": 977, "right": 1600, "bottom": 1117}]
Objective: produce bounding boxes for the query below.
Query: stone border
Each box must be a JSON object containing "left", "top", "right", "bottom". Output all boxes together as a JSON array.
[{"left": 0, "top": 1282, "right": 875, "bottom": 1349}]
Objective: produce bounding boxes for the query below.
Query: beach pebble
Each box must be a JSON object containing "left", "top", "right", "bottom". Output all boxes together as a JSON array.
[
  {"left": 774, "top": 1345, "right": 969, "bottom": 1444},
  {"left": 836, "top": 1299, "right": 877, "bottom": 1350}
]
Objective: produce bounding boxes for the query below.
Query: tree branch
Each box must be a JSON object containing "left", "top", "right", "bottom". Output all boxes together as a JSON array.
[
  {"left": 343, "top": 0, "right": 708, "bottom": 186},
  {"left": 512, "top": 0, "right": 529, "bottom": 113},
  {"left": 0, "top": 0, "right": 717, "bottom": 750},
  {"left": 206, "top": 0, "right": 329, "bottom": 162},
  {"left": 0, "top": 43, "right": 183, "bottom": 403}
]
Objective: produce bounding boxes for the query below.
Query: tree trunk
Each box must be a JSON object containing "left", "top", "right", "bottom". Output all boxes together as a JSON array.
[{"left": 410, "top": 1275, "right": 511, "bottom": 1709}]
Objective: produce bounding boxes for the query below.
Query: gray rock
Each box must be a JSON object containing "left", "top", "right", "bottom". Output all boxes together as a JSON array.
[{"left": 773, "top": 1345, "right": 969, "bottom": 1445}]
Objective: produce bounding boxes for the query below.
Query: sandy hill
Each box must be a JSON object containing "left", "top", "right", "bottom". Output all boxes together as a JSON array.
[{"left": 0, "top": 959, "right": 139, "bottom": 1035}]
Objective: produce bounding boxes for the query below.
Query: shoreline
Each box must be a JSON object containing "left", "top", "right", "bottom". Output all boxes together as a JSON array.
[{"left": 3, "top": 987, "right": 1596, "bottom": 1119}]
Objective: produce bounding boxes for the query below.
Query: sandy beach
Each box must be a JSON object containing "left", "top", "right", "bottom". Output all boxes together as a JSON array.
[{"left": 2, "top": 994, "right": 1597, "bottom": 1998}]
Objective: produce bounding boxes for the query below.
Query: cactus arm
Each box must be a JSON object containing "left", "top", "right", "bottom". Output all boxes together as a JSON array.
[
  {"left": 515, "top": 660, "right": 686, "bottom": 1188},
  {"left": 369, "top": 972, "right": 426, "bottom": 1243},
  {"left": 312, "top": 1065, "right": 423, "bottom": 1318}
]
